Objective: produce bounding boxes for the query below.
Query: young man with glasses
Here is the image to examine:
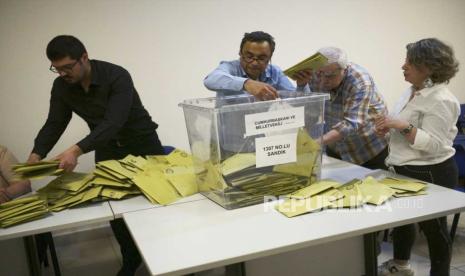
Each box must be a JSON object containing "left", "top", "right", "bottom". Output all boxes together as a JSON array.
[
  {"left": 203, "top": 31, "right": 310, "bottom": 99},
  {"left": 27, "top": 35, "right": 164, "bottom": 276},
  {"left": 308, "top": 47, "right": 389, "bottom": 170}
]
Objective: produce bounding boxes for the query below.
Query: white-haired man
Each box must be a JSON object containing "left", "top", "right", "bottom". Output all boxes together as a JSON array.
[{"left": 308, "top": 47, "right": 388, "bottom": 169}]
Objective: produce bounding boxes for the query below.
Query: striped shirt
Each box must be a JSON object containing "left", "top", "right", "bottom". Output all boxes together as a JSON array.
[{"left": 310, "top": 63, "right": 388, "bottom": 164}]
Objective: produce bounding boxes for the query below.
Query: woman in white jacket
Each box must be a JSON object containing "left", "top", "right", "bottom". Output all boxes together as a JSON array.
[{"left": 376, "top": 38, "right": 460, "bottom": 276}]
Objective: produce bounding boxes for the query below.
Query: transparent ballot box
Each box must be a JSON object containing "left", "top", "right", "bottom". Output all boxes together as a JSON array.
[{"left": 179, "top": 91, "right": 329, "bottom": 209}]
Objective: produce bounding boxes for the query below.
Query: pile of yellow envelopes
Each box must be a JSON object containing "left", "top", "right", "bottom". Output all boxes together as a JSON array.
[
  {"left": 12, "top": 160, "right": 63, "bottom": 180},
  {"left": 35, "top": 149, "right": 198, "bottom": 212},
  {"left": 198, "top": 128, "right": 323, "bottom": 209},
  {"left": 0, "top": 195, "right": 49, "bottom": 227},
  {"left": 276, "top": 176, "right": 428, "bottom": 217}
]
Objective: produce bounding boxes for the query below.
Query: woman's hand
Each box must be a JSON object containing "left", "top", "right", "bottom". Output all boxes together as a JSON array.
[{"left": 375, "top": 115, "right": 411, "bottom": 137}]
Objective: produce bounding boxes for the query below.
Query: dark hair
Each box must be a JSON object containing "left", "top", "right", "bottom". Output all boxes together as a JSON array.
[
  {"left": 239, "top": 31, "right": 275, "bottom": 55},
  {"left": 406, "top": 38, "right": 459, "bottom": 84},
  {"left": 46, "top": 35, "right": 87, "bottom": 61}
]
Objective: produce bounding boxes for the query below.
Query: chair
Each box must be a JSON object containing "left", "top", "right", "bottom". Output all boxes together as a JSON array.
[
  {"left": 163, "top": 145, "right": 176, "bottom": 155},
  {"left": 450, "top": 134, "right": 465, "bottom": 242},
  {"left": 456, "top": 104, "right": 465, "bottom": 134}
]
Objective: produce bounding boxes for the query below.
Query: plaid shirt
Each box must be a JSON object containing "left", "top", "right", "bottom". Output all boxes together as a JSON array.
[{"left": 310, "top": 63, "right": 388, "bottom": 164}]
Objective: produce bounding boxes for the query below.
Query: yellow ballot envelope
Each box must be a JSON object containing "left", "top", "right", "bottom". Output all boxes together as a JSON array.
[
  {"left": 284, "top": 53, "right": 328, "bottom": 80},
  {"left": 165, "top": 149, "right": 193, "bottom": 167},
  {"left": 288, "top": 180, "right": 339, "bottom": 199},
  {"left": 276, "top": 196, "right": 333, "bottom": 217},
  {"left": 358, "top": 176, "right": 395, "bottom": 205},
  {"left": 379, "top": 177, "right": 427, "bottom": 193},
  {"left": 220, "top": 153, "right": 256, "bottom": 176},
  {"left": 273, "top": 128, "right": 321, "bottom": 177},
  {"left": 164, "top": 166, "right": 198, "bottom": 197}
]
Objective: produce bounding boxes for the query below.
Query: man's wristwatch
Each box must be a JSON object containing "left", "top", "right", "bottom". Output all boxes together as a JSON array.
[{"left": 400, "top": 123, "right": 414, "bottom": 135}]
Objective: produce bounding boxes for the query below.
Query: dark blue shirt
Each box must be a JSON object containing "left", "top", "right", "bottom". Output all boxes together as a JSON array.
[{"left": 32, "top": 60, "right": 158, "bottom": 157}]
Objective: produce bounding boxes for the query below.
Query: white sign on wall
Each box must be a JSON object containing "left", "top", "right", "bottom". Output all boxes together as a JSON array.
[
  {"left": 244, "top": 107, "right": 304, "bottom": 137},
  {"left": 255, "top": 133, "right": 297, "bottom": 168}
]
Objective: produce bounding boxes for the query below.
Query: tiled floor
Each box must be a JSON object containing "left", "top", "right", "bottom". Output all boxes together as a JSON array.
[
  {"left": 42, "top": 216, "right": 465, "bottom": 276},
  {"left": 379, "top": 215, "right": 465, "bottom": 276}
]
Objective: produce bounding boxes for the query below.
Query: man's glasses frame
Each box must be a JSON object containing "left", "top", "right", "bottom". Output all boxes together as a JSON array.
[
  {"left": 317, "top": 68, "right": 344, "bottom": 79},
  {"left": 240, "top": 53, "right": 270, "bottom": 64},
  {"left": 49, "top": 60, "right": 80, "bottom": 73}
]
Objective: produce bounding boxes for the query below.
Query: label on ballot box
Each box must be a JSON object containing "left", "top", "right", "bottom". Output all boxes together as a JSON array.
[
  {"left": 255, "top": 133, "right": 297, "bottom": 168},
  {"left": 244, "top": 106, "right": 304, "bottom": 137}
]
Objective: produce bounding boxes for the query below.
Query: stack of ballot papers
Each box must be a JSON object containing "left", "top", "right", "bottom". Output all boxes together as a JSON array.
[
  {"left": 35, "top": 149, "right": 199, "bottom": 212},
  {"left": 198, "top": 128, "right": 322, "bottom": 209},
  {"left": 12, "top": 160, "right": 63, "bottom": 180},
  {"left": 0, "top": 195, "right": 49, "bottom": 228},
  {"left": 283, "top": 52, "right": 328, "bottom": 80},
  {"left": 378, "top": 177, "right": 428, "bottom": 197},
  {"left": 37, "top": 172, "right": 109, "bottom": 212},
  {"left": 276, "top": 176, "right": 428, "bottom": 218}
]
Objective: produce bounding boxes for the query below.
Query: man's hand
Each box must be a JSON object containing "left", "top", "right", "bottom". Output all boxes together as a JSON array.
[
  {"left": 27, "top": 153, "right": 42, "bottom": 164},
  {"left": 293, "top": 69, "right": 313, "bottom": 87},
  {"left": 244, "top": 79, "right": 278, "bottom": 101},
  {"left": 53, "top": 145, "right": 83, "bottom": 172},
  {"left": 374, "top": 115, "right": 390, "bottom": 137},
  {"left": 321, "top": 129, "right": 343, "bottom": 146}
]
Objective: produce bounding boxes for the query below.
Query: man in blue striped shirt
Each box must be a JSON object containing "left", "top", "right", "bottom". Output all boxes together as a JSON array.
[
  {"left": 204, "top": 31, "right": 310, "bottom": 98},
  {"left": 309, "top": 47, "right": 388, "bottom": 169},
  {"left": 203, "top": 31, "right": 311, "bottom": 156}
]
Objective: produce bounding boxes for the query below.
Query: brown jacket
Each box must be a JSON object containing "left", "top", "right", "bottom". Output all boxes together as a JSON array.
[{"left": 0, "top": 145, "right": 18, "bottom": 189}]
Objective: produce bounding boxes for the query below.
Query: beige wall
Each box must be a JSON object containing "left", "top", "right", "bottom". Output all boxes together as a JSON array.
[{"left": 1, "top": 0, "right": 464, "bottom": 172}]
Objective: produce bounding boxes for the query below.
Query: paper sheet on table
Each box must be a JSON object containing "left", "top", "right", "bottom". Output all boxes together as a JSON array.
[
  {"left": 67, "top": 186, "right": 103, "bottom": 208},
  {"left": 379, "top": 177, "right": 427, "bottom": 192},
  {"left": 164, "top": 166, "right": 198, "bottom": 197},
  {"left": 358, "top": 176, "right": 395, "bottom": 205},
  {"left": 91, "top": 176, "right": 132, "bottom": 188},
  {"left": 331, "top": 180, "right": 366, "bottom": 208},
  {"left": 288, "top": 180, "right": 339, "bottom": 199},
  {"left": 133, "top": 170, "right": 180, "bottom": 205},
  {"left": 119, "top": 154, "right": 147, "bottom": 171},
  {"left": 276, "top": 196, "right": 333, "bottom": 217},
  {"left": 97, "top": 160, "right": 135, "bottom": 179},
  {"left": 100, "top": 187, "right": 139, "bottom": 200},
  {"left": 0, "top": 208, "right": 49, "bottom": 228}
]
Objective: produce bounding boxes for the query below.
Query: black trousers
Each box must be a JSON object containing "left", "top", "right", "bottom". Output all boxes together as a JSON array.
[
  {"left": 95, "top": 132, "right": 164, "bottom": 276},
  {"left": 391, "top": 157, "right": 458, "bottom": 276},
  {"left": 326, "top": 146, "right": 389, "bottom": 170}
]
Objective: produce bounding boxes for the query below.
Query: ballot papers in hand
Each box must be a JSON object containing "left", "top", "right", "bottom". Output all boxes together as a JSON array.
[
  {"left": 283, "top": 52, "right": 328, "bottom": 80},
  {"left": 12, "top": 160, "right": 63, "bottom": 180}
]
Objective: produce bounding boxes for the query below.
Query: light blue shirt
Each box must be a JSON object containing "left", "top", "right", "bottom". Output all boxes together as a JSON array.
[
  {"left": 203, "top": 59, "right": 309, "bottom": 155},
  {"left": 203, "top": 60, "right": 308, "bottom": 97}
]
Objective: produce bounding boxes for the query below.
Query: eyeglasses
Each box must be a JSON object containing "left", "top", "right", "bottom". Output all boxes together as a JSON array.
[
  {"left": 240, "top": 53, "right": 270, "bottom": 64},
  {"left": 317, "top": 69, "right": 342, "bottom": 79},
  {"left": 49, "top": 60, "right": 80, "bottom": 73}
]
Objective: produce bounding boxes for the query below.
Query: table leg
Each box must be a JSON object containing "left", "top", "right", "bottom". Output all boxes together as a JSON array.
[
  {"left": 225, "top": 262, "right": 246, "bottom": 276},
  {"left": 364, "top": 232, "right": 377, "bottom": 276},
  {"left": 23, "top": 235, "right": 41, "bottom": 276}
]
